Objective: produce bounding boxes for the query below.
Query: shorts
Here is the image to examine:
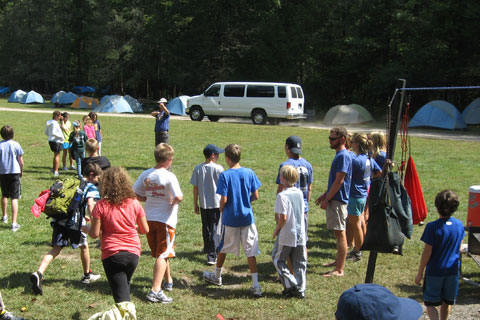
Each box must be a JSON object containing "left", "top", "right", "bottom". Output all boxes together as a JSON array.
[
  {"left": 62, "top": 142, "right": 71, "bottom": 149},
  {"left": 51, "top": 222, "right": 88, "bottom": 249},
  {"left": 155, "top": 131, "right": 169, "bottom": 146},
  {"left": 217, "top": 223, "right": 260, "bottom": 257},
  {"left": 347, "top": 197, "right": 367, "bottom": 216},
  {"left": 49, "top": 141, "right": 62, "bottom": 153},
  {"left": 326, "top": 200, "right": 348, "bottom": 231},
  {"left": 0, "top": 174, "right": 21, "bottom": 199},
  {"left": 146, "top": 221, "right": 175, "bottom": 258},
  {"left": 423, "top": 274, "right": 459, "bottom": 306}
]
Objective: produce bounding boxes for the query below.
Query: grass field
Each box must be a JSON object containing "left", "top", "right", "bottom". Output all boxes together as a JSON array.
[{"left": 0, "top": 100, "right": 479, "bottom": 319}]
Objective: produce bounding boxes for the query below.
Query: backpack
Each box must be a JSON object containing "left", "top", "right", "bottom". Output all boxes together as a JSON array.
[{"left": 43, "top": 177, "right": 86, "bottom": 220}]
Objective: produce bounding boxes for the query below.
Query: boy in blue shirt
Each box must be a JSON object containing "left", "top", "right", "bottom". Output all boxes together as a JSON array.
[
  {"left": 415, "top": 190, "right": 465, "bottom": 320},
  {"left": 203, "top": 144, "right": 263, "bottom": 297}
]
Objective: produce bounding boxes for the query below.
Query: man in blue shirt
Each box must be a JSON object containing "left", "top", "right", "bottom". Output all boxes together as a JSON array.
[
  {"left": 152, "top": 98, "right": 170, "bottom": 146},
  {"left": 315, "top": 127, "right": 352, "bottom": 277}
]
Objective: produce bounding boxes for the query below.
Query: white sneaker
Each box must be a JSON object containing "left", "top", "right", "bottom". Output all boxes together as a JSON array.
[
  {"left": 81, "top": 272, "right": 101, "bottom": 283},
  {"left": 146, "top": 290, "right": 173, "bottom": 303},
  {"left": 53, "top": 172, "right": 59, "bottom": 177},
  {"left": 203, "top": 271, "right": 222, "bottom": 286},
  {"left": 1, "top": 215, "right": 7, "bottom": 224},
  {"left": 70, "top": 166, "right": 76, "bottom": 170},
  {"left": 250, "top": 285, "right": 262, "bottom": 297},
  {"left": 11, "top": 223, "right": 20, "bottom": 232}
]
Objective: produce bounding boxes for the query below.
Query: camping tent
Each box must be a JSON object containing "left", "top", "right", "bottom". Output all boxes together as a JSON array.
[
  {"left": 20, "top": 90, "right": 44, "bottom": 104},
  {"left": 0, "top": 86, "right": 10, "bottom": 94},
  {"left": 51, "top": 91, "right": 66, "bottom": 103},
  {"left": 73, "top": 86, "right": 96, "bottom": 94},
  {"left": 8, "top": 90, "right": 26, "bottom": 103},
  {"left": 124, "top": 95, "right": 144, "bottom": 113},
  {"left": 323, "top": 104, "right": 374, "bottom": 125},
  {"left": 408, "top": 100, "right": 466, "bottom": 130},
  {"left": 72, "top": 96, "right": 99, "bottom": 109},
  {"left": 58, "top": 92, "right": 78, "bottom": 105},
  {"left": 93, "top": 95, "right": 133, "bottom": 113},
  {"left": 462, "top": 98, "right": 480, "bottom": 125},
  {"left": 166, "top": 95, "right": 189, "bottom": 115}
]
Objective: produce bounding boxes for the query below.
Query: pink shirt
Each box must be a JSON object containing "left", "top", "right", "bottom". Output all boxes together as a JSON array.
[
  {"left": 84, "top": 125, "right": 96, "bottom": 139},
  {"left": 91, "top": 198, "right": 146, "bottom": 260}
]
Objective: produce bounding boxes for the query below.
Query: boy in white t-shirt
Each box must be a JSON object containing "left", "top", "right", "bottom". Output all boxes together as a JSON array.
[
  {"left": 133, "top": 143, "right": 183, "bottom": 304},
  {"left": 272, "top": 165, "right": 307, "bottom": 299},
  {"left": 190, "top": 144, "right": 224, "bottom": 265}
]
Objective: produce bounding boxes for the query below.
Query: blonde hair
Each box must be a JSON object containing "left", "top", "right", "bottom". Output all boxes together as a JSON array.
[
  {"left": 225, "top": 144, "right": 241, "bottom": 163},
  {"left": 280, "top": 165, "right": 298, "bottom": 186},
  {"left": 352, "top": 133, "right": 372, "bottom": 155},
  {"left": 85, "top": 138, "right": 99, "bottom": 154},
  {"left": 154, "top": 143, "right": 174, "bottom": 163},
  {"left": 101, "top": 167, "right": 137, "bottom": 205},
  {"left": 370, "top": 131, "right": 386, "bottom": 158},
  {"left": 82, "top": 115, "right": 93, "bottom": 126}
]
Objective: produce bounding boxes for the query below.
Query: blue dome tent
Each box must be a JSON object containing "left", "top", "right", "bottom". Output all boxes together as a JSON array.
[
  {"left": 124, "top": 95, "right": 144, "bottom": 113},
  {"left": 408, "top": 100, "right": 466, "bottom": 130},
  {"left": 51, "top": 90, "right": 66, "bottom": 103},
  {"left": 58, "top": 92, "right": 78, "bottom": 105},
  {"left": 20, "top": 90, "right": 44, "bottom": 104},
  {"left": 94, "top": 95, "right": 133, "bottom": 113},
  {"left": 0, "top": 86, "right": 10, "bottom": 95},
  {"left": 8, "top": 90, "right": 26, "bottom": 103},
  {"left": 166, "top": 95, "right": 189, "bottom": 115},
  {"left": 462, "top": 98, "right": 480, "bottom": 125},
  {"left": 73, "top": 86, "right": 96, "bottom": 94}
]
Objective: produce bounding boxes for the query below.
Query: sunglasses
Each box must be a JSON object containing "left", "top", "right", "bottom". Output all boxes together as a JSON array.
[{"left": 329, "top": 136, "right": 340, "bottom": 141}]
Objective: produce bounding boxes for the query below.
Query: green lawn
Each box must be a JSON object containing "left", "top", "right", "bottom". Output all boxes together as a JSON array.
[{"left": 0, "top": 101, "right": 479, "bottom": 319}]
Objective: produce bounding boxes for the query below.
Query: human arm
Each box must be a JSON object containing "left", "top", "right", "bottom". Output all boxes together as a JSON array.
[
  {"left": 87, "top": 216, "right": 101, "bottom": 238},
  {"left": 137, "top": 215, "right": 149, "bottom": 234},
  {"left": 273, "top": 213, "right": 287, "bottom": 238},
  {"left": 171, "top": 195, "right": 183, "bottom": 206},
  {"left": 415, "top": 243, "right": 432, "bottom": 285},
  {"left": 319, "top": 172, "right": 347, "bottom": 209},
  {"left": 193, "top": 186, "right": 199, "bottom": 214},
  {"left": 136, "top": 194, "right": 147, "bottom": 202},
  {"left": 86, "top": 198, "right": 96, "bottom": 217},
  {"left": 18, "top": 155, "right": 24, "bottom": 178},
  {"left": 307, "top": 183, "right": 312, "bottom": 202},
  {"left": 219, "top": 195, "right": 227, "bottom": 213},
  {"left": 250, "top": 190, "right": 259, "bottom": 202}
]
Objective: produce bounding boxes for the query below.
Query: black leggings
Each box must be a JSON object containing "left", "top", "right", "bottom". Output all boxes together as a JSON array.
[{"left": 102, "top": 251, "right": 139, "bottom": 303}]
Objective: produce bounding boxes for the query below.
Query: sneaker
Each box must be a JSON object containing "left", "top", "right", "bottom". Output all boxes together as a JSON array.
[
  {"left": 62, "top": 167, "right": 69, "bottom": 171},
  {"left": 203, "top": 271, "right": 222, "bottom": 286},
  {"left": 11, "top": 223, "right": 20, "bottom": 232},
  {"left": 1, "top": 215, "right": 7, "bottom": 224},
  {"left": 162, "top": 282, "right": 173, "bottom": 292},
  {"left": 81, "top": 272, "right": 101, "bottom": 283},
  {"left": 0, "top": 310, "right": 24, "bottom": 320},
  {"left": 30, "top": 271, "right": 43, "bottom": 295},
  {"left": 207, "top": 257, "right": 217, "bottom": 265},
  {"left": 347, "top": 250, "right": 362, "bottom": 261},
  {"left": 70, "top": 166, "right": 76, "bottom": 170},
  {"left": 250, "top": 285, "right": 262, "bottom": 297},
  {"left": 146, "top": 290, "right": 173, "bottom": 303},
  {"left": 53, "top": 171, "right": 59, "bottom": 177}
]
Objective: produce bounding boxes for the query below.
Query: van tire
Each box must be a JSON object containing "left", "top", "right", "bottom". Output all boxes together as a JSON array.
[
  {"left": 208, "top": 116, "right": 220, "bottom": 122},
  {"left": 190, "top": 106, "right": 204, "bottom": 121},
  {"left": 252, "top": 109, "right": 267, "bottom": 125}
]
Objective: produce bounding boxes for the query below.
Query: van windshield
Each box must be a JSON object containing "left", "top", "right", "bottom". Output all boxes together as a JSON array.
[{"left": 205, "top": 85, "right": 221, "bottom": 97}]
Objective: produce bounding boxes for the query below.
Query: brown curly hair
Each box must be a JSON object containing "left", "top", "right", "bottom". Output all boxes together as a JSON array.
[{"left": 100, "top": 166, "right": 137, "bottom": 205}]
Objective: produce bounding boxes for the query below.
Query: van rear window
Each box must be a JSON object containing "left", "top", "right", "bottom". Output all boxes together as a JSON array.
[
  {"left": 247, "top": 85, "right": 274, "bottom": 98},
  {"left": 224, "top": 85, "right": 245, "bottom": 97},
  {"left": 296, "top": 87, "right": 303, "bottom": 98},
  {"left": 278, "top": 86, "right": 286, "bottom": 98},
  {"left": 290, "top": 87, "right": 297, "bottom": 98}
]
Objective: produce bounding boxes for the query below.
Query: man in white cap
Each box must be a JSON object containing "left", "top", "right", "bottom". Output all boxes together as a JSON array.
[{"left": 151, "top": 98, "right": 170, "bottom": 146}]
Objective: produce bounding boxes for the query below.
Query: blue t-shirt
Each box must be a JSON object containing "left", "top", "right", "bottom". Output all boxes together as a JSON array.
[
  {"left": 350, "top": 154, "right": 381, "bottom": 198},
  {"left": 216, "top": 167, "right": 261, "bottom": 227},
  {"left": 276, "top": 158, "right": 313, "bottom": 212},
  {"left": 421, "top": 217, "right": 465, "bottom": 276},
  {"left": 327, "top": 149, "right": 352, "bottom": 204},
  {"left": 0, "top": 140, "right": 24, "bottom": 174},
  {"left": 374, "top": 151, "right": 387, "bottom": 170},
  {"left": 154, "top": 112, "right": 170, "bottom": 132}
]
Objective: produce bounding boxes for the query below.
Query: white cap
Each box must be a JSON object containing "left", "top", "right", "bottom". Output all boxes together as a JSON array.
[{"left": 157, "top": 98, "right": 167, "bottom": 104}]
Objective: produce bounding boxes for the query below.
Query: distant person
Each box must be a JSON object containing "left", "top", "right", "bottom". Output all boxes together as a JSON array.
[
  {"left": 60, "top": 112, "right": 74, "bottom": 171},
  {"left": 0, "top": 291, "right": 24, "bottom": 320},
  {"left": 203, "top": 144, "right": 263, "bottom": 297},
  {"left": 82, "top": 115, "right": 96, "bottom": 140},
  {"left": 272, "top": 165, "right": 307, "bottom": 299},
  {"left": 81, "top": 139, "right": 111, "bottom": 176},
  {"left": 44, "top": 110, "right": 64, "bottom": 177},
  {"left": 0, "top": 125, "right": 24, "bottom": 232},
  {"left": 68, "top": 121, "right": 88, "bottom": 178},
  {"left": 190, "top": 144, "right": 224, "bottom": 265},
  {"left": 133, "top": 143, "right": 183, "bottom": 304},
  {"left": 369, "top": 131, "right": 387, "bottom": 170},
  {"left": 88, "top": 112, "right": 103, "bottom": 155},
  {"left": 415, "top": 190, "right": 465, "bottom": 320},
  {"left": 315, "top": 127, "right": 352, "bottom": 277},
  {"left": 152, "top": 98, "right": 170, "bottom": 146}
]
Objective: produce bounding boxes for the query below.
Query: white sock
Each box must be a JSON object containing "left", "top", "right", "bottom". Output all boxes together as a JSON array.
[
  {"left": 251, "top": 272, "right": 259, "bottom": 287},
  {"left": 215, "top": 267, "right": 222, "bottom": 279}
]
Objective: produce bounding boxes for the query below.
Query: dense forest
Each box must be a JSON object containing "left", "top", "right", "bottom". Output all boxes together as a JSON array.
[{"left": 0, "top": 0, "right": 478, "bottom": 113}]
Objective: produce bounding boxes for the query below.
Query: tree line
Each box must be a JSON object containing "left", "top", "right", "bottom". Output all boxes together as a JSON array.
[{"left": 0, "top": 0, "right": 478, "bottom": 114}]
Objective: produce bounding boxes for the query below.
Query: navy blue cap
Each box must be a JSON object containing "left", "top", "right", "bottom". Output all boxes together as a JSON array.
[
  {"left": 286, "top": 135, "right": 302, "bottom": 155},
  {"left": 203, "top": 144, "right": 224, "bottom": 157},
  {"left": 335, "top": 284, "right": 422, "bottom": 320}
]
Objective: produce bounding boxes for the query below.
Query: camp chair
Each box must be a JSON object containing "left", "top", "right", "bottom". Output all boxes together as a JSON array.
[{"left": 461, "top": 226, "right": 480, "bottom": 287}]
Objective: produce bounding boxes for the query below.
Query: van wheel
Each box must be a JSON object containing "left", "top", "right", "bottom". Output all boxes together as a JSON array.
[
  {"left": 268, "top": 118, "right": 280, "bottom": 125},
  {"left": 208, "top": 116, "right": 220, "bottom": 122},
  {"left": 252, "top": 109, "right": 267, "bottom": 125},
  {"left": 190, "top": 106, "right": 204, "bottom": 121}
]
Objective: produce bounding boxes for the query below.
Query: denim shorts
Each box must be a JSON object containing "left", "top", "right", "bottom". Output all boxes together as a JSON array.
[
  {"left": 423, "top": 273, "right": 459, "bottom": 306},
  {"left": 347, "top": 197, "right": 367, "bottom": 216}
]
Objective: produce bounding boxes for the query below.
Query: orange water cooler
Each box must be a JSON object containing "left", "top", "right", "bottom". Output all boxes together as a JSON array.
[{"left": 467, "top": 185, "right": 480, "bottom": 227}]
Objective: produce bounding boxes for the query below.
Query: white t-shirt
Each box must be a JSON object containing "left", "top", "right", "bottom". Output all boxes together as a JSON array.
[
  {"left": 274, "top": 187, "right": 306, "bottom": 247},
  {"left": 133, "top": 167, "right": 183, "bottom": 228},
  {"left": 190, "top": 161, "right": 224, "bottom": 209},
  {"left": 45, "top": 119, "right": 64, "bottom": 143}
]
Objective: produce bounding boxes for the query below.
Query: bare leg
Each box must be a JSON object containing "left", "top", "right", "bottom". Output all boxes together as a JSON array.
[
  {"left": 247, "top": 256, "right": 258, "bottom": 273},
  {"left": 346, "top": 216, "right": 354, "bottom": 248},
  {"left": 426, "top": 306, "right": 439, "bottom": 320},
  {"left": 152, "top": 257, "right": 167, "bottom": 292},
  {"left": 332, "top": 229, "right": 347, "bottom": 275},
  {"left": 216, "top": 252, "right": 227, "bottom": 268},
  {"left": 38, "top": 245, "right": 63, "bottom": 275},
  {"left": 80, "top": 244, "right": 90, "bottom": 274},
  {"left": 348, "top": 215, "right": 364, "bottom": 252},
  {"left": 53, "top": 152, "right": 60, "bottom": 172},
  {"left": 11, "top": 199, "right": 18, "bottom": 225},
  {"left": 1, "top": 196, "right": 7, "bottom": 219},
  {"left": 440, "top": 302, "right": 451, "bottom": 320},
  {"left": 62, "top": 149, "right": 67, "bottom": 168},
  {"left": 163, "top": 259, "right": 172, "bottom": 283}
]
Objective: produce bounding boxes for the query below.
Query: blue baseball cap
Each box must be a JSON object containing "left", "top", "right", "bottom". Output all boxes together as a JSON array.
[
  {"left": 203, "top": 144, "right": 224, "bottom": 157},
  {"left": 286, "top": 135, "right": 302, "bottom": 154},
  {"left": 335, "top": 284, "right": 422, "bottom": 320}
]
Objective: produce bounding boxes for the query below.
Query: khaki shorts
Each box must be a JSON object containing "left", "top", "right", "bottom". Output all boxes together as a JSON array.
[
  {"left": 147, "top": 221, "right": 175, "bottom": 258},
  {"left": 326, "top": 200, "right": 348, "bottom": 231},
  {"left": 218, "top": 224, "right": 260, "bottom": 257}
]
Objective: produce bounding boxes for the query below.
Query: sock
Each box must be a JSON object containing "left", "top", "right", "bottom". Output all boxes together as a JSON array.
[
  {"left": 215, "top": 267, "right": 222, "bottom": 279},
  {"left": 0, "top": 310, "right": 6, "bottom": 316},
  {"left": 251, "top": 272, "right": 259, "bottom": 287}
]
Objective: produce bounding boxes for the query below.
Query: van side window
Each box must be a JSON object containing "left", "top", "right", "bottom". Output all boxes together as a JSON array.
[
  {"left": 296, "top": 87, "right": 303, "bottom": 99},
  {"left": 290, "top": 87, "right": 298, "bottom": 98},
  {"left": 205, "top": 84, "right": 221, "bottom": 97},
  {"left": 224, "top": 85, "right": 245, "bottom": 97},
  {"left": 277, "top": 86, "right": 286, "bottom": 98},
  {"left": 247, "top": 85, "right": 274, "bottom": 98}
]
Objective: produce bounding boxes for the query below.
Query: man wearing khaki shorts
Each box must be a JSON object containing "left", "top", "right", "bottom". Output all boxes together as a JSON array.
[{"left": 315, "top": 127, "right": 352, "bottom": 277}]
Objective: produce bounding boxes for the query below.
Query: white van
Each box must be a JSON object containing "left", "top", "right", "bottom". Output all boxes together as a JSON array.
[{"left": 186, "top": 82, "right": 306, "bottom": 125}]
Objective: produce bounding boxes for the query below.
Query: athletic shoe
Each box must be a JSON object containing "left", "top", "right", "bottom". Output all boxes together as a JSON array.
[
  {"left": 30, "top": 271, "right": 43, "bottom": 295},
  {"left": 347, "top": 250, "right": 362, "bottom": 261},
  {"left": 53, "top": 171, "right": 59, "bottom": 177},
  {"left": 81, "top": 272, "right": 101, "bottom": 283},
  {"left": 70, "top": 166, "right": 76, "bottom": 170},
  {"left": 207, "top": 257, "right": 217, "bottom": 265},
  {"left": 62, "top": 167, "right": 69, "bottom": 171},
  {"left": 146, "top": 290, "right": 173, "bottom": 303},
  {"left": 162, "top": 282, "right": 173, "bottom": 292},
  {"left": 11, "top": 223, "right": 20, "bottom": 232},
  {"left": 250, "top": 285, "right": 262, "bottom": 297},
  {"left": 0, "top": 310, "right": 24, "bottom": 320},
  {"left": 203, "top": 271, "right": 222, "bottom": 286},
  {"left": 1, "top": 215, "right": 7, "bottom": 223}
]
